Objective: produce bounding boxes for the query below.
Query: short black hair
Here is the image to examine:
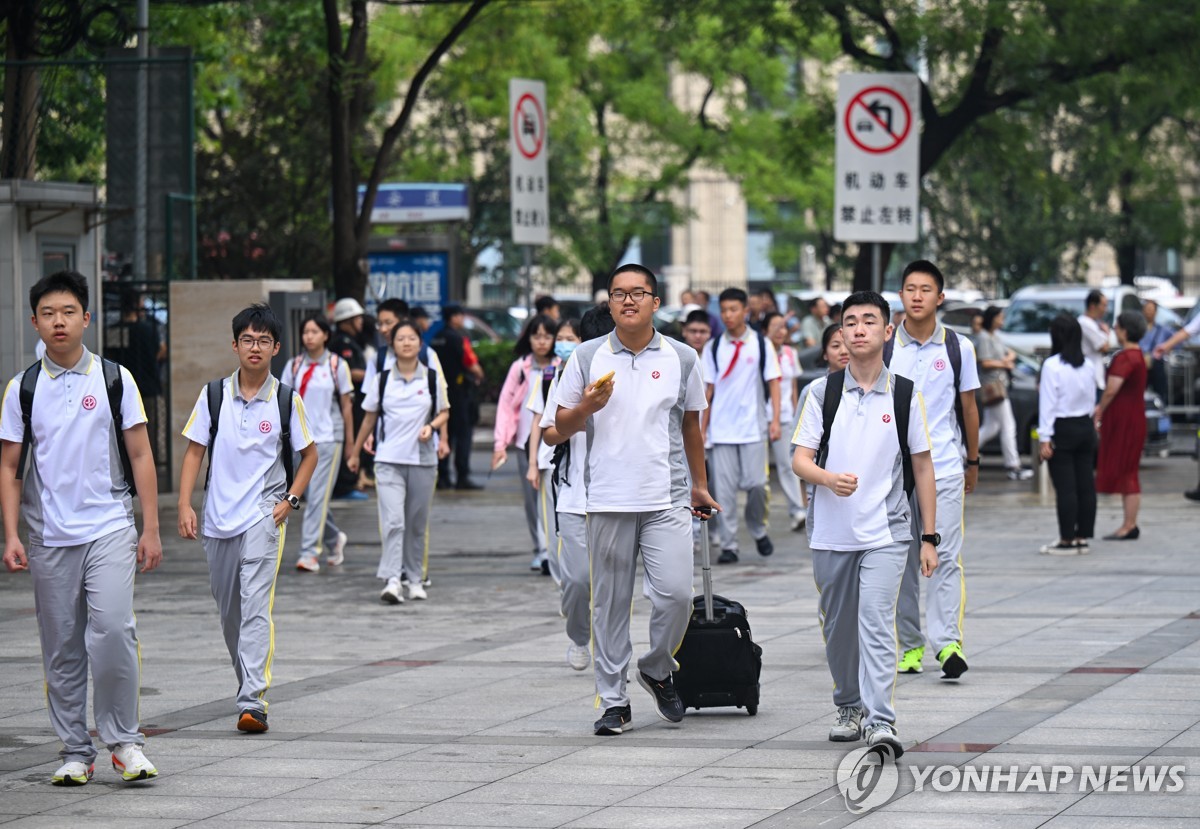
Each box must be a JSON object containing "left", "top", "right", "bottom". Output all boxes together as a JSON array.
[
  {"left": 842, "top": 290, "right": 891, "bottom": 323},
  {"left": 515, "top": 313, "right": 560, "bottom": 358},
  {"left": 30, "top": 270, "right": 89, "bottom": 314},
  {"left": 719, "top": 287, "right": 748, "bottom": 305},
  {"left": 388, "top": 318, "right": 422, "bottom": 346},
  {"left": 761, "top": 311, "right": 783, "bottom": 331},
  {"left": 557, "top": 317, "right": 581, "bottom": 339},
  {"left": 755, "top": 287, "right": 775, "bottom": 298},
  {"left": 232, "top": 303, "right": 282, "bottom": 342},
  {"left": 607, "top": 263, "right": 658, "bottom": 294},
  {"left": 1117, "top": 310, "right": 1147, "bottom": 343},
  {"left": 301, "top": 314, "right": 332, "bottom": 342},
  {"left": 684, "top": 309, "right": 711, "bottom": 327},
  {"left": 982, "top": 305, "right": 1004, "bottom": 331},
  {"left": 409, "top": 306, "right": 429, "bottom": 320},
  {"left": 901, "top": 259, "right": 945, "bottom": 293},
  {"left": 535, "top": 295, "right": 559, "bottom": 314},
  {"left": 377, "top": 298, "right": 410, "bottom": 319},
  {"left": 809, "top": 296, "right": 827, "bottom": 312},
  {"left": 1085, "top": 289, "right": 1105, "bottom": 309},
  {"left": 580, "top": 303, "right": 616, "bottom": 341}
]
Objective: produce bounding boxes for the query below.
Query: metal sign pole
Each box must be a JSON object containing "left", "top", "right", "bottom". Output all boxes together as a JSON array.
[
  {"left": 872, "top": 242, "right": 882, "bottom": 293},
  {"left": 523, "top": 245, "right": 533, "bottom": 312}
]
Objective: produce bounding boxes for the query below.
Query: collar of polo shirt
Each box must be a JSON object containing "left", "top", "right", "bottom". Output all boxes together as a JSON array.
[
  {"left": 41, "top": 347, "right": 94, "bottom": 379},
  {"left": 896, "top": 320, "right": 947, "bottom": 348},
  {"left": 229, "top": 369, "right": 278, "bottom": 403},
  {"left": 606, "top": 329, "right": 663, "bottom": 355},
  {"left": 844, "top": 365, "right": 893, "bottom": 394}
]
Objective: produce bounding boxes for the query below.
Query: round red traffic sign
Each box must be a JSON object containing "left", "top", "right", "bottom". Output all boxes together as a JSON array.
[
  {"left": 513, "top": 93, "right": 546, "bottom": 160},
  {"left": 844, "top": 86, "right": 912, "bottom": 155}
]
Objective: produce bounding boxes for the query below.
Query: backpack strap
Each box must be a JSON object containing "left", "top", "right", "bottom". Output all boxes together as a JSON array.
[
  {"left": 756, "top": 329, "right": 769, "bottom": 400},
  {"left": 815, "top": 369, "right": 845, "bottom": 471},
  {"left": 376, "top": 345, "right": 388, "bottom": 376},
  {"left": 892, "top": 373, "right": 915, "bottom": 499},
  {"left": 540, "top": 365, "right": 556, "bottom": 407},
  {"left": 328, "top": 352, "right": 342, "bottom": 404},
  {"left": 277, "top": 381, "right": 294, "bottom": 490},
  {"left": 15, "top": 361, "right": 42, "bottom": 481},
  {"left": 943, "top": 329, "right": 966, "bottom": 438},
  {"left": 102, "top": 358, "right": 136, "bottom": 497},
  {"left": 426, "top": 366, "right": 437, "bottom": 423},
  {"left": 204, "top": 378, "right": 225, "bottom": 489},
  {"left": 375, "top": 368, "right": 390, "bottom": 445}
]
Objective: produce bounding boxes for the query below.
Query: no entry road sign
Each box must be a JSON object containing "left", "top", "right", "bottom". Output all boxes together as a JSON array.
[{"left": 510, "top": 78, "right": 549, "bottom": 246}]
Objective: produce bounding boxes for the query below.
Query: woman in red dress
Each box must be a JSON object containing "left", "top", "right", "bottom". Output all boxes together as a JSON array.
[{"left": 1094, "top": 311, "right": 1148, "bottom": 540}]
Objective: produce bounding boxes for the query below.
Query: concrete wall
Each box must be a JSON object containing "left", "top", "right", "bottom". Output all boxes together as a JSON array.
[{"left": 169, "top": 279, "right": 313, "bottom": 488}]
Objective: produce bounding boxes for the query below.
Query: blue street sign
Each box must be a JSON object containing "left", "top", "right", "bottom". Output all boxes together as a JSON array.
[
  {"left": 357, "top": 184, "right": 470, "bottom": 224},
  {"left": 366, "top": 251, "right": 450, "bottom": 322}
]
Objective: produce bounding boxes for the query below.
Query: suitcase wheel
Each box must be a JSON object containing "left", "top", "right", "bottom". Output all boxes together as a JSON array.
[{"left": 746, "top": 703, "right": 758, "bottom": 716}]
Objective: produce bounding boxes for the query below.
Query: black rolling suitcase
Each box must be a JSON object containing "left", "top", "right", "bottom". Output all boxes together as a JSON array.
[{"left": 672, "top": 509, "right": 762, "bottom": 715}]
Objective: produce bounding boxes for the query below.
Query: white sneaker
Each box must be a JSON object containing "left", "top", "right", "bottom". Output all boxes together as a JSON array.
[
  {"left": 51, "top": 760, "right": 94, "bottom": 786},
  {"left": 530, "top": 552, "right": 545, "bottom": 571},
  {"left": 296, "top": 555, "right": 320, "bottom": 573},
  {"left": 327, "top": 531, "right": 348, "bottom": 566},
  {"left": 380, "top": 577, "right": 404, "bottom": 604},
  {"left": 405, "top": 581, "right": 427, "bottom": 600},
  {"left": 567, "top": 644, "right": 591, "bottom": 671},
  {"left": 864, "top": 722, "right": 904, "bottom": 758},
  {"left": 111, "top": 744, "right": 158, "bottom": 781},
  {"left": 790, "top": 513, "right": 806, "bottom": 531}
]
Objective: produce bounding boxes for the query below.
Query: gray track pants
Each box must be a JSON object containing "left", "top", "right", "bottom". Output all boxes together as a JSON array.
[
  {"left": 588, "top": 509, "right": 693, "bottom": 710},
  {"left": 376, "top": 462, "right": 437, "bottom": 583},
  {"left": 710, "top": 442, "right": 769, "bottom": 551},
  {"left": 558, "top": 512, "right": 590, "bottom": 648},
  {"left": 29, "top": 525, "right": 144, "bottom": 764},
  {"left": 517, "top": 450, "right": 547, "bottom": 557},
  {"left": 813, "top": 541, "right": 907, "bottom": 728},
  {"left": 897, "top": 475, "right": 966, "bottom": 655},
  {"left": 203, "top": 516, "right": 285, "bottom": 713},
  {"left": 769, "top": 434, "right": 804, "bottom": 518},
  {"left": 539, "top": 469, "right": 561, "bottom": 584},
  {"left": 299, "top": 441, "right": 342, "bottom": 560}
]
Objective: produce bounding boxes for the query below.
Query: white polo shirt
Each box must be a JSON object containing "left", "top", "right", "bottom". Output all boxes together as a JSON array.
[
  {"left": 182, "top": 372, "right": 314, "bottom": 540},
  {"left": 361, "top": 362, "right": 448, "bottom": 467},
  {"left": 363, "top": 347, "right": 448, "bottom": 406},
  {"left": 793, "top": 367, "right": 931, "bottom": 552},
  {"left": 0, "top": 349, "right": 146, "bottom": 547},
  {"left": 1077, "top": 314, "right": 1109, "bottom": 390},
  {"left": 281, "top": 350, "right": 353, "bottom": 444},
  {"left": 887, "top": 322, "right": 979, "bottom": 480},
  {"left": 700, "top": 329, "right": 781, "bottom": 444},
  {"left": 533, "top": 373, "right": 588, "bottom": 516},
  {"left": 555, "top": 330, "right": 706, "bottom": 513},
  {"left": 528, "top": 369, "right": 562, "bottom": 471},
  {"left": 777, "top": 344, "right": 802, "bottom": 425}
]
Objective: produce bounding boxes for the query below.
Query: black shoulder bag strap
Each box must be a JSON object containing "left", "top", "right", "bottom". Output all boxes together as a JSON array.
[
  {"left": 15, "top": 361, "right": 42, "bottom": 480},
  {"left": 204, "top": 378, "right": 225, "bottom": 489},
  {"left": 815, "top": 369, "right": 845, "bottom": 471},
  {"left": 944, "top": 329, "right": 966, "bottom": 437},
  {"left": 102, "top": 358, "right": 136, "bottom": 497},
  {"left": 277, "top": 381, "right": 294, "bottom": 490},
  {"left": 893, "top": 374, "right": 915, "bottom": 498},
  {"left": 426, "top": 366, "right": 437, "bottom": 422},
  {"left": 375, "top": 369, "right": 390, "bottom": 445}
]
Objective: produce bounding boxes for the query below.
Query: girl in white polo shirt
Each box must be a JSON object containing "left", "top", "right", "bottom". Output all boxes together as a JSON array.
[
  {"left": 765, "top": 311, "right": 805, "bottom": 531},
  {"left": 282, "top": 316, "right": 354, "bottom": 573},
  {"left": 350, "top": 320, "right": 449, "bottom": 604}
]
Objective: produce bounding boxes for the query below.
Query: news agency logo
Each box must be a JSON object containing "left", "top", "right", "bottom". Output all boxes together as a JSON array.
[{"left": 836, "top": 746, "right": 900, "bottom": 814}]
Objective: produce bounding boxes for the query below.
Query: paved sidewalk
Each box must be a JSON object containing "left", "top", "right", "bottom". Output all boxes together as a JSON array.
[{"left": 1, "top": 451, "right": 1199, "bottom": 828}]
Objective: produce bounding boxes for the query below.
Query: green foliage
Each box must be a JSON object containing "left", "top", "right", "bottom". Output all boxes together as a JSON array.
[{"left": 471, "top": 339, "right": 517, "bottom": 402}]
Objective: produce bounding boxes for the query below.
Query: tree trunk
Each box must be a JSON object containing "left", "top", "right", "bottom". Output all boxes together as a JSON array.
[
  {"left": 1115, "top": 170, "right": 1136, "bottom": 285},
  {"left": 2, "top": 20, "right": 39, "bottom": 179}
]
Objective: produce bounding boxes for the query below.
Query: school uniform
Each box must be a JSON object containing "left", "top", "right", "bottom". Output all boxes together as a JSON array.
[
  {"left": 770, "top": 343, "right": 804, "bottom": 520},
  {"left": 182, "top": 372, "right": 313, "bottom": 714},
  {"left": 555, "top": 331, "right": 706, "bottom": 710},
  {"left": 362, "top": 361, "right": 449, "bottom": 586},
  {"left": 887, "top": 322, "right": 979, "bottom": 661},
  {"left": 282, "top": 351, "right": 354, "bottom": 562},
  {"left": 700, "top": 331, "right": 781, "bottom": 553},
  {"left": 527, "top": 368, "right": 567, "bottom": 586},
  {"left": 793, "top": 367, "right": 931, "bottom": 728},
  {"left": 0, "top": 349, "right": 148, "bottom": 765}
]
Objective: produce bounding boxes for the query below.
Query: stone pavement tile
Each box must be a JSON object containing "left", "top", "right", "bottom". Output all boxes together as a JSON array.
[
  {"left": 275, "top": 777, "right": 479, "bottom": 802},
  {"left": 973, "top": 750, "right": 1145, "bottom": 768},
  {"left": 1008, "top": 726, "right": 1181, "bottom": 748},
  {"left": 0, "top": 791, "right": 105, "bottom": 814},
  {"left": 715, "top": 748, "right": 845, "bottom": 769},
  {"left": 849, "top": 812, "right": 1048, "bottom": 829},
  {"left": 142, "top": 736, "right": 282, "bottom": 757},
  {"left": 502, "top": 763, "right": 690, "bottom": 787},
  {"left": 618, "top": 784, "right": 804, "bottom": 810},
  {"left": 1040, "top": 818, "right": 1197, "bottom": 828},
  {"left": 1060, "top": 790, "right": 1200, "bottom": 816},
  {"left": 405, "top": 743, "right": 583, "bottom": 764},
  {"left": 0, "top": 818, "right": 190, "bottom": 829},
  {"left": 1163, "top": 730, "right": 1200, "bottom": 749},
  {"left": 185, "top": 756, "right": 376, "bottom": 778},
  {"left": 552, "top": 745, "right": 740, "bottom": 766},
  {"left": 671, "top": 766, "right": 829, "bottom": 788},
  {"left": 103, "top": 773, "right": 313, "bottom": 798},
  {"left": 879, "top": 789, "right": 1084, "bottom": 814},
  {"left": 354, "top": 760, "right": 537, "bottom": 783},
  {"left": 184, "top": 822, "right": 371, "bottom": 829},
  {"left": 445, "top": 781, "right": 646, "bottom": 807},
  {"left": 216, "top": 798, "right": 422, "bottom": 824},
  {"left": 242, "top": 740, "right": 431, "bottom": 761},
  {"left": 39, "top": 793, "right": 253, "bottom": 820},
  {"left": 1040, "top": 711, "right": 1198, "bottom": 730},
  {"left": 385, "top": 802, "right": 596, "bottom": 826},
  {"left": 558, "top": 805, "right": 777, "bottom": 829}
]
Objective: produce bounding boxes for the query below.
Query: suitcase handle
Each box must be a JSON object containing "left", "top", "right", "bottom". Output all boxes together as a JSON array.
[{"left": 697, "top": 506, "right": 714, "bottom": 622}]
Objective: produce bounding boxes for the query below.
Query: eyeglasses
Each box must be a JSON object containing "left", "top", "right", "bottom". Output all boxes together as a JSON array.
[
  {"left": 609, "top": 289, "right": 655, "bottom": 304},
  {"left": 238, "top": 336, "right": 275, "bottom": 349}
]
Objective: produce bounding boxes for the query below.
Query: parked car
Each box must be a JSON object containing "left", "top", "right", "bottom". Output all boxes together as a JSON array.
[{"left": 998, "top": 283, "right": 1143, "bottom": 359}]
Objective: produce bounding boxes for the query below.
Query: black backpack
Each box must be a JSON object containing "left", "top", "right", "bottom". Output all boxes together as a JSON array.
[
  {"left": 375, "top": 363, "right": 438, "bottom": 445},
  {"left": 205, "top": 378, "right": 294, "bottom": 490},
  {"left": 16, "top": 358, "right": 136, "bottom": 497},
  {"left": 815, "top": 369, "right": 915, "bottom": 498},
  {"left": 883, "top": 327, "right": 965, "bottom": 438},
  {"left": 709, "top": 329, "right": 770, "bottom": 400}
]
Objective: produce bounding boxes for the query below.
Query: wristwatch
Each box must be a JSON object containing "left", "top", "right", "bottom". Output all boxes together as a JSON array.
[
  {"left": 921, "top": 532, "right": 941, "bottom": 547},
  {"left": 284, "top": 493, "right": 301, "bottom": 510},
  {"left": 965, "top": 457, "right": 980, "bottom": 466}
]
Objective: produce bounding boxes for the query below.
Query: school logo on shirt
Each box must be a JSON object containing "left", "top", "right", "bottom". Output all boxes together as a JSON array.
[
  {"left": 882, "top": 414, "right": 892, "bottom": 423},
  {"left": 259, "top": 421, "right": 272, "bottom": 434},
  {"left": 81, "top": 395, "right": 97, "bottom": 411},
  {"left": 934, "top": 358, "right": 947, "bottom": 371},
  {"left": 651, "top": 371, "right": 661, "bottom": 379},
  {"left": 417, "top": 389, "right": 425, "bottom": 396}
]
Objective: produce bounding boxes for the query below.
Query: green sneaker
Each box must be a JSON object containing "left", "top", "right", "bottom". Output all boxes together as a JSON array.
[
  {"left": 937, "top": 642, "right": 968, "bottom": 680},
  {"left": 898, "top": 646, "right": 924, "bottom": 674}
]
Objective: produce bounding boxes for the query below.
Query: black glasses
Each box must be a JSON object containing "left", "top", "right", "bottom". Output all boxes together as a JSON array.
[{"left": 609, "top": 289, "right": 655, "bottom": 304}]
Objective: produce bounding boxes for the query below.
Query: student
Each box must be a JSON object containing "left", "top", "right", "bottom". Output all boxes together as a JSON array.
[
  {"left": 887, "top": 261, "right": 980, "bottom": 680},
  {"left": 792, "top": 324, "right": 852, "bottom": 520},
  {"left": 1, "top": 271, "right": 162, "bottom": 786},
  {"left": 178, "top": 304, "right": 318, "bottom": 734},
  {"left": 535, "top": 294, "right": 561, "bottom": 321},
  {"left": 556, "top": 263, "right": 718, "bottom": 736},
  {"left": 792, "top": 290, "right": 937, "bottom": 757},
  {"left": 282, "top": 316, "right": 354, "bottom": 573},
  {"left": 680, "top": 309, "right": 718, "bottom": 551},
  {"left": 493, "top": 314, "right": 560, "bottom": 572},
  {"left": 528, "top": 317, "right": 592, "bottom": 669},
  {"left": 681, "top": 309, "right": 712, "bottom": 354},
  {"left": 764, "top": 311, "right": 805, "bottom": 531},
  {"left": 701, "top": 288, "right": 782, "bottom": 564},
  {"left": 349, "top": 320, "right": 450, "bottom": 604}
]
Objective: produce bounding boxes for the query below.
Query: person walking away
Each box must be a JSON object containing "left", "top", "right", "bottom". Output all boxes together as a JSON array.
[
  {"left": 1037, "top": 315, "right": 1098, "bottom": 554},
  {"left": 764, "top": 311, "right": 805, "bottom": 531},
  {"left": 555, "top": 264, "right": 719, "bottom": 736},
  {"left": 976, "top": 306, "right": 1034, "bottom": 480},
  {"left": 349, "top": 320, "right": 449, "bottom": 604},
  {"left": 1, "top": 270, "right": 163, "bottom": 785},
  {"left": 282, "top": 316, "right": 354, "bottom": 572},
  {"left": 701, "top": 288, "right": 782, "bottom": 564},
  {"left": 1095, "top": 311, "right": 1148, "bottom": 540},
  {"left": 792, "top": 290, "right": 938, "bottom": 758},
  {"left": 493, "top": 315, "right": 561, "bottom": 572}
]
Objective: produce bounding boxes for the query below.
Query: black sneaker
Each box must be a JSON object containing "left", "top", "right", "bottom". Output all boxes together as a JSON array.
[
  {"left": 717, "top": 549, "right": 739, "bottom": 564},
  {"left": 540, "top": 559, "right": 551, "bottom": 576},
  {"left": 637, "top": 671, "right": 684, "bottom": 723},
  {"left": 456, "top": 480, "right": 484, "bottom": 491},
  {"left": 236, "top": 708, "right": 268, "bottom": 733},
  {"left": 1186, "top": 488, "right": 1200, "bottom": 502},
  {"left": 755, "top": 535, "right": 774, "bottom": 557},
  {"left": 594, "top": 705, "right": 631, "bottom": 735}
]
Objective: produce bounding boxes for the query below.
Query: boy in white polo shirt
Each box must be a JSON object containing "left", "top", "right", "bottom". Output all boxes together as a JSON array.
[
  {"left": 1, "top": 270, "right": 162, "bottom": 786},
  {"left": 178, "top": 304, "right": 317, "bottom": 734},
  {"left": 887, "top": 260, "right": 980, "bottom": 680},
  {"left": 556, "top": 264, "right": 718, "bottom": 736},
  {"left": 701, "top": 288, "right": 782, "bottom": 564},
  {"left": 792, "top": 290, "right": 937, "bottom": 757}
]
